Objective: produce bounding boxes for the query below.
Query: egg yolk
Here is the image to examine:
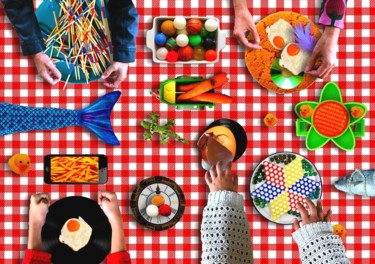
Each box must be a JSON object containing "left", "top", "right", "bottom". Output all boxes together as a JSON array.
[
  {"left": 67, "top": 219, "right": 80, "bottom": 232},
  {"left": 287, "top": 44, "right": 300, "bottom": 56},
  {"left": 273, "top": 36, "right": 285, "bottom": 49}
]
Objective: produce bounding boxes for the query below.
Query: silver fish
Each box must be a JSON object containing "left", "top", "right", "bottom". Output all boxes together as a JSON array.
[{"left": 334, "top": 169, "right": 375, "bottom": 197}]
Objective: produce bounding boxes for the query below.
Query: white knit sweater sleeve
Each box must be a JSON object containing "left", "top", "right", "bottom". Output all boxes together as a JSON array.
[
  {"left": 292, "top": 222, "right": 351, "bottom": 264},
  {"left": 201, "top": 191, "right": 253, "bottom": 264}
]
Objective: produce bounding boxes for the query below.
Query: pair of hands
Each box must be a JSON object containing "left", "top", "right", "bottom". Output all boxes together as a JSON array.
[
  {"left": 205, "top": 161, "right": 332, "bottom": 231},
  {"left": 233, "top": 7, "right": 340, "bottom": 79},
  {"left": 32, "top": 52, "right": 128, "bottom": 88},
  {"left": 29, "top": 191, "right": 122, "bottom": 231}
]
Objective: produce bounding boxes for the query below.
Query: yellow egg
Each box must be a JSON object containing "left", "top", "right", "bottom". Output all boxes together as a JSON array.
[
  {"left": 266, "top": 19, "right": 294, "bottom": 50},
  {"left": 59, "top": 217, "right": 92, "bottom": 251}
]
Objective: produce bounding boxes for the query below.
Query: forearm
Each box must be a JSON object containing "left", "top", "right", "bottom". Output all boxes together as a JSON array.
[
  {"left": 201, "top": 191, "right": 253, "bottom": 263},
  {"left": 2, "top": 0, "right": 45, "bottom": 55},
  {"left": 107, "top": 0, "right": 139, "bottom": 62},
  {"left": 232, "top": 0, "right": 248, "bottom": 13},
  {"left": 293, "top": 222, "right": 351, "bottom": 264},
  {"left": 27, "top": 225, "right": 43, "bottom": 251},
  {"left": 110, "top": 220, "right": 127, "bottom": 253}
]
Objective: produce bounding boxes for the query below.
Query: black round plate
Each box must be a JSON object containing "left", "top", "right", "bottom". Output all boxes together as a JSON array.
[
  {"left": 205, "top": 118, "right": 247, "bottom": 161},
  {"left": 41, "top": 196, "right": 111, "bottom": 264}
]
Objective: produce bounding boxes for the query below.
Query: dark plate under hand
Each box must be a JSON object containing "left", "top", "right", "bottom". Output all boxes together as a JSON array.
[{"left": 41, "top": 196, "right": 111, "bottom": 264}]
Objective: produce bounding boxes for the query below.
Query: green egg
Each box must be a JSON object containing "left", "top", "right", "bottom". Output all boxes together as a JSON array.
[
  {"left": 165, "top": 37, "right": 178, "bottom": 50},
  {"left": 189, "top": 35, "right": 202, "bottom": 47},
  {"left": 199, "top": 27, "right": 208, "bottom": 37}
]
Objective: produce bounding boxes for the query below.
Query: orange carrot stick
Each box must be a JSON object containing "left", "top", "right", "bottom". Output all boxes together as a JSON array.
[
  {"left": 176, "top": 73, "right": 229, "bottom": 101},
  {"left": 176, "top": 82, "right": 201, "bottom": 92},
  {"left": 181, "top": 93, "right": 232, "bottom": 104}
]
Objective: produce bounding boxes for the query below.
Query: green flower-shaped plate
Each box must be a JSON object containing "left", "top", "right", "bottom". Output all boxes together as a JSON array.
[{"left": 295, "top": 82, "right": 367, "bottom": 151}]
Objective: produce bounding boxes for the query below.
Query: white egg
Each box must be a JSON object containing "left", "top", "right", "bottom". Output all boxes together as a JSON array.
[
  {"left": 176, "top": 34, "right": 189, "bottom": 47},
  {"left": 204, "top": 19, "right": 218, "bottom": 32},
  {"left": 156, "top": 47, "right": 169, "bottom": 60},
  {"left": 266, "top": 19, "right": 295, "bottom": 50},
  {"left": 279, "top": 43, "right": 311, "bottom": 75},
  {"left": 173, "top": 16, "right": 186, "bottom": 30},
  {"left": 59, "top": 217, "right": 92, "bottom": 252},
  {"left": 146, "top": 204, "right": 159, "bottom": 217}
]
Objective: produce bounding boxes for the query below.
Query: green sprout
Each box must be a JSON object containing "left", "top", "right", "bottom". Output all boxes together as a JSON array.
[{"left": 140, "top": 112, "right": 189, "bottom": 144}]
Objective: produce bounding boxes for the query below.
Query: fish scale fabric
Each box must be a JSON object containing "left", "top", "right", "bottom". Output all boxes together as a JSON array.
[{"left": 0, "top": 103, "right": 80, "bottom": 135}]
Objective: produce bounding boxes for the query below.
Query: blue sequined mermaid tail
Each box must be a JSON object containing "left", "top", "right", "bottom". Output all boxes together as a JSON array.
[{"left": 0, "top": 91, "right": 121, "bottom": 146}]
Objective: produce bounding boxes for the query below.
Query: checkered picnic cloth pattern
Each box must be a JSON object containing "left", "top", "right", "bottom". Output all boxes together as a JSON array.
[{"left": 0, "top": 0, "right": 375, "bottom": 263}]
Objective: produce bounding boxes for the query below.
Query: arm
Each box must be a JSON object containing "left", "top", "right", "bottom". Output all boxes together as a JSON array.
[
  {"left": 201, "top": 161, "right": 254, "bottom": 263},
  {"left": 305, "top": 0, "right": 347, "bottom": 78},
  {"left": 98, "top": 191, "right": 131, "bottom": 264},
  {"left": 22, "top": 193, "right": 52, "bottom": 264},
  {"left": 1, "top": 0, "right": 61, "bottom": 84},
  {"left": 1, "top": 0, "right": 45, "bottom": 56},
  {"left": 101, "top": 0, "right": 139, "bottom": 88},
  {"left": 232, "top": 0, "right": 261, "bottom": 49},
  {"left": 292, "top": 200, "right": 351, "bottom": 264}
]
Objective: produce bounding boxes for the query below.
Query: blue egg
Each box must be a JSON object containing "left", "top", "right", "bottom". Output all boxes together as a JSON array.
[{"left": 155, "top": 33, "right": 167, "bottom": 46}]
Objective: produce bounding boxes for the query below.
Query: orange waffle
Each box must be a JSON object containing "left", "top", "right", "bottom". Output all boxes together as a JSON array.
[{"left": 313, "top": 101, "right": 349, "bottom": 137}]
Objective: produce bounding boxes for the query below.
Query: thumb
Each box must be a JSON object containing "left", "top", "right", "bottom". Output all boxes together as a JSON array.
[
  {"left": 293, "top": 218, "right": 301, "bottom": 231},
  {"left": 305, "top": 51, "right": 318, "bottom": 72},
  {"left": 101, "top": 65, "right": 115, "bottom": 79}
]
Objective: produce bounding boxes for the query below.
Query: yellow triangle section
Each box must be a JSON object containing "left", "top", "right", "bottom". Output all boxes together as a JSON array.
[
  {"left": 270, "top": 191, "right": 290, "bottom": 222},
  {"left": 163, "top": 82, "right": 176, "bottom": 104},
  {"left": 284, "top": 156, "right": 304, "bottom": 188}
]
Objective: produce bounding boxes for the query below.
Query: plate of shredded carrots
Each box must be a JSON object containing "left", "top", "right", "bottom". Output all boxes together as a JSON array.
[{"left": 50, "top": 156, "right": 99, "bottom": 183}]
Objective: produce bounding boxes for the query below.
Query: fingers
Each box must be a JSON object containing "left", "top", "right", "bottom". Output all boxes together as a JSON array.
[
  {"left": 98, "top": 191, "right": 116, "bottom": 205},
  {"left": 101, "top": 65, "right": 115, "bottom": 79},
  {"left": 316, "top": 200, "right": 324, "bottom": 220},
  {"left": 306, "top": 199, "right": 317, "bottom": 218},
  {"left": 304, "top": 51, "right": 318, "bottom": 72},
  {"left": 233, "top": 173, "right": 238, "bottom": 190},
  {"left": 31, "top": 192, "right": 50, "bottom": 205},
  {"left": 204, "top": 171, "right": 212, "bottom": 185},
  {"left": 102, "top": 64, "right": 128, "bottom": 88},
  {"left": 324, "top": 208, "right": 332, "bottom": 222},
  {"left": 293, "top": 218, "right": 301, "bottom": 231},
  {"left": 297, "top": 202, "right": 308, "bottom": 222},
  {"left": 46, "top": 62, "right": 62, "bottom": 85},
  {"left": 224, "top": 162, "right": 232, "bottom": 178},
  {"left": 210, "top": 163, "right": 218, "bottom": 180}
]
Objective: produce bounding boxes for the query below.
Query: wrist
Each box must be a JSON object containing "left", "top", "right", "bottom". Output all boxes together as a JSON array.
[
  {"left": 27, "top": 227, "right": 43, "bottom": 250},
  {"left": 233, "top": 0, "right": 248, "bottom": 13},
  {"left": 323, "top": 26, "right": 340, "bottom": 38}
]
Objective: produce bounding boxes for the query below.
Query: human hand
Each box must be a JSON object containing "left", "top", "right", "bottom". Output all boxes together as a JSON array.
[
  {"left": 28, "top": 192, "right": 50, "bottom": 229},
  {"left": 98, "top": 191, "right": 122, "bottom": 225},
  {"left": 233, "top": 8, "right": 261, "bottom": 49},
  {"left": 101, "top": 62, "right": 129, "bottom": 88},
  {"left": 32, "top": 52, "right": 61, "bottom": 85},
  {"left": 293, "top": 199, "right": 332, "bottom": 231},
  {"left": 205, "top": 161, "right": 238, "bottom": 193},
  {"left": 304, "top": 26, "right": 340, "bottom": 78}
]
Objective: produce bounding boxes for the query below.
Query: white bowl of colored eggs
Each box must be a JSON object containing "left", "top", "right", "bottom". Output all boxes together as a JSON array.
[{"left": 146, "top": 16, "right": 226, "bottom": 64}]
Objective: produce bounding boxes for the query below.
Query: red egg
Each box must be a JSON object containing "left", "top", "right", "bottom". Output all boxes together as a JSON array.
[
  {"left": 178, "top": 46, "right": 193, "bottom": 61},
  {"left": 167, "top": 50, "right": 179, "bottom": 62},
  {"left": 205, "top": 49, "right": 217, "bottom": 61},
  {"left": 159, "top": 204, "right": 172, "bottom": 217},
  {"left": 186, "top": 18, "right": 203, "bottom": 34}
]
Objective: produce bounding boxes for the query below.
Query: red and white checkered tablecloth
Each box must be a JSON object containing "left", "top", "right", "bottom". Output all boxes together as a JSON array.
[{"left": 1, "top": 0, "right": 375, "bottom": 263}]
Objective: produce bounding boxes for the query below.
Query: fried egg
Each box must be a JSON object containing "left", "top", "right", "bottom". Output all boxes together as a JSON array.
[
  {"left": 59, "top": 217, "right": 92, "bottom": 251},
  {"left": 266, "top": 19, "right": 295, "bottom": 50},
  {"left": 279, "top": 43, "right": 310, "bottom": 75}
]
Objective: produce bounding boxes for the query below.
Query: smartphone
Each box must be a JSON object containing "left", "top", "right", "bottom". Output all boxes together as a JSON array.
[{"left": 44, "top": 154, "right": 108, "bottom": 184}]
